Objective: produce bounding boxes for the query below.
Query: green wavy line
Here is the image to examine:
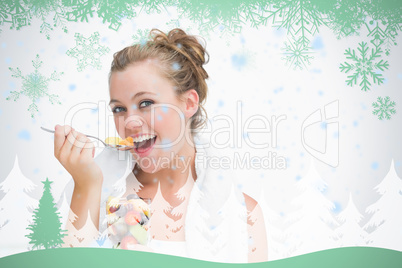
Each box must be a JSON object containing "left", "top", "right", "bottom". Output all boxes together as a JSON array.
[{"left": 0, "top": 247, "right": 401, "bottom": 268}]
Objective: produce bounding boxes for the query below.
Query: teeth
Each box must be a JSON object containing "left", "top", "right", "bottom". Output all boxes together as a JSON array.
[{"left": 132, "top": 134, "right": 156, "bottom": 143}]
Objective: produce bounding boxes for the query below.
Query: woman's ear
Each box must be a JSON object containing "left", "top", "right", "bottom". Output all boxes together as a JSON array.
[{"left": 182, "top": 89, "right": 199, "bottom": 118}]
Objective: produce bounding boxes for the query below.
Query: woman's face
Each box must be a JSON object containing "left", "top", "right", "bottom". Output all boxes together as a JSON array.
[{"left": 109, "top": 59, "right": 192, "bottom": 173}]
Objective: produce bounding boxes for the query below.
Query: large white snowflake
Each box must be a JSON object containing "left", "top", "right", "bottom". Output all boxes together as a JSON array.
[
  {"left": 6, "top": 54, "right": 63, "bottom": 118},
  {"left": 66, "top": 32, "right": 110, "bottom": 72}
]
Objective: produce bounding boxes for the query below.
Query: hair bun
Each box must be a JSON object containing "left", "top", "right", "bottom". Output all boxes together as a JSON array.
[
  {"left": 150, "top": 28, "right": 209, "bottom": 78},
  {"left": 169, "top": 29, "right": 208, "bottom": 66}
]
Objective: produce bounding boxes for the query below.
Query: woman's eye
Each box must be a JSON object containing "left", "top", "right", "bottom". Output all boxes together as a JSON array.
[
  {"left": 139, "top": 100, "right": 154, "bottom": 108},
  {"left": 112, "top": 106, "right": 126, "bottom": 113}
]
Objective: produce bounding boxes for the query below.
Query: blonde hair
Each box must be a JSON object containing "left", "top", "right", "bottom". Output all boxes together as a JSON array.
[{"left": 110, "top": 28, "right": 209, "bottom": 133}]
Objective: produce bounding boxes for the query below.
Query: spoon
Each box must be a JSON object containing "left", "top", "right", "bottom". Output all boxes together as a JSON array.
[{"left": 40, "top": 126, "right": 134, "bottom": 151}]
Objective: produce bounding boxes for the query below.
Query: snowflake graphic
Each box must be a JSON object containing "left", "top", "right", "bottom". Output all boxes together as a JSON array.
[
  {"left": 266, "top": 0, "right": 326, "bottom": 47},
  {"left": 1, "top": 0, "right": 31, "bottom": 31},
  {"left": 139, "top": 0, "right": 168, "bottom": 15},
  {"left": 97, "top": 0, "right": 136, "bottom": 31},
  {"left": 281, "top": 38, "right": 314, "bottom": 70},
  {"left": 28, "top": 0, "right": 69, "bottom": 39},
  {"left": 0, "top": 0, "right": 68, "bottom": 40},
  {"left": 241, "top": 2, "right": 266, "bottom": 29},
  {"left": 65, "top": 0, "right": 96, "bottom": 23},
  {"left": 327, "top": 0, "right": 365, "bottom": 39},
  {"left": 174, "top": 0, "right": 249, "bottom": 44},
  {"left": 366, "top": 20, "right": 400, "bottom": 56},
  {"left": 66, "top": 32, "right": 110, "bottom": 72},
  {"left": 382, "top": 26, "right": 399, "bottom": 57},
  {"left": 6, "top": 54, "right": 63, "bottom": 118},
  {"left": 372, "top": 96, "right": 396, "bottom": 120},
  {"left": 340, "top": 42, "right": 389, "bottom": 91},
  {"left": 132, "top": 29, "right": 150, "bottom": 46},
  {"left": 367, "top": 22, "right": 387, "bottom": 48}
]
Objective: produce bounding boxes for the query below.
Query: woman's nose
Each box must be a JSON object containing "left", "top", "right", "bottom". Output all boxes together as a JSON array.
[{"left": 125, "top": 115, "right": 144, "bottom": 129}]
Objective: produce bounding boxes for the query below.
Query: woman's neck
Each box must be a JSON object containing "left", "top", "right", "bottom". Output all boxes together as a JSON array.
[{"left": 134, "top": 137, "right": 197, "bottom": 191}]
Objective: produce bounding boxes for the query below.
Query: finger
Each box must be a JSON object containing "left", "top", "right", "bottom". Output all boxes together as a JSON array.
[
  {"left": 81, "top": 139, "right": 95, "bottom": 160},
  {"left": 64, "top": 129, "right": 78, "bottom": 152},
  {"left": 59, "top": 129, "right": 79, "bottom": 162},
  {"left": 70, "top": 132, "right": 88, "bottom": 159},
  {"left": 54, "top": 125, "right": 73, "bottom": 158}
]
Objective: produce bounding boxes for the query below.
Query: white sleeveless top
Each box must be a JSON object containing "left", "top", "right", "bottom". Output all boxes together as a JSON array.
[{"left": 96, "top": 134, "right": 248, "bottom": 263}]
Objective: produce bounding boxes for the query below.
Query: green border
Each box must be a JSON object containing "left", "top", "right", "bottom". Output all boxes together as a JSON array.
[
  {"left": 1, "top": 0, "right": 401, "bottom": 39},
  {"left": 0, "top": 247, "right": 401, "bottom": 268}
]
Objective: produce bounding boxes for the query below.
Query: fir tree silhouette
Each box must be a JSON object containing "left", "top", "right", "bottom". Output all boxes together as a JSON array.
[{"left": 26, "top": 178, "right": 67, "bottom": 249}]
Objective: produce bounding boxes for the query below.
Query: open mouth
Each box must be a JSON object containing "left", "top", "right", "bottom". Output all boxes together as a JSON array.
[{"left": 133, "top": 135, "right": 157, "bottom": 154}]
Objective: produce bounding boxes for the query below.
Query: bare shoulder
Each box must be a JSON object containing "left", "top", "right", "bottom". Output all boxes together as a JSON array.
[{"left": 242, "top": 192, "right": 258, "bottom": 213}]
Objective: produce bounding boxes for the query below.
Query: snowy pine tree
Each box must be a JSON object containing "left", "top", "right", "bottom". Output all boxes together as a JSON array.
[
  {"left": 213, "top": 184, "right": 247, "bottom": 260},
  {"left": 257, "top": 189, "right": 286, "bottom": 261},
  {"left": 58, "top": 193, "right": 73, "bottom": 230},
  {"left": 364, "top": 159, "right": 402, "bottom": 251},
  {"left": 75, "top": 211, "right": 101, "bottom": 247},
  {"left": 0, "top": 155, "right": 38, "bottom": 257},
  {"left": 169, "top": 170, "right": 194, "bottom": 234},
  {"left": 63, "top": 211, "right": 100, "bottom": 248},
  {"left": 183, "top": 181, "right": 215, "bottom": 261},
  {"left": 335, "top": 193, "right": 368, "bottom": 246},
  {"left": 285, "top": 159, "right": 338, "bottom": 257},
  {"left": 62, "top": 213, "right": 79, "bottom": 248},
  {"left": 26, "top": 178, "right": 67, "bottom": 249},
  {"left": 148, "top": 181, "right": 175, "bottom": 240},
  {"left": 126, "top": 171, "right": 144, "bottom": 194},
  {"left": 171, "top": 170, "right": 194, "bottom": 217}
]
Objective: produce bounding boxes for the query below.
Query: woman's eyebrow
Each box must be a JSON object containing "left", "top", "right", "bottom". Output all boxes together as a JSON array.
[{"left": 109, "top": 91, "right": 157, "bottom": 105}]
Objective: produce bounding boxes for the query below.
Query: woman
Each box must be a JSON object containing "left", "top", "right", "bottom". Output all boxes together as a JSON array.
[{"left": 54, "top": 28, "right": 267, "bottom": 262}]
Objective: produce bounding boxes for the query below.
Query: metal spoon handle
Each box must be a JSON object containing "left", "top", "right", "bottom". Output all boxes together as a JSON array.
[
  {"left": 40, "top": 126, "right": 108, "bottom": 146},
  {"left": 40, "top": 126, "right": 135, "bottom": 151}
]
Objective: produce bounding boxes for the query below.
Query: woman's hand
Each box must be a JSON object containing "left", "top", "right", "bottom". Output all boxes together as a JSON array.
[{"left": 54, "top": 124, "right": 103, "bottom": 189}]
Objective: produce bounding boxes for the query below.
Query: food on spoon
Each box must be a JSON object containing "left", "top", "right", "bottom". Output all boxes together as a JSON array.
[
  {"left": 105, "top": 136, "right": 134, "bottom": 146},
  {"left": 105, "top": 137, "right": 122, "bottom": 146},
  {"left": 119, "top": 136, "right": 134, "bottom": 146}
]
